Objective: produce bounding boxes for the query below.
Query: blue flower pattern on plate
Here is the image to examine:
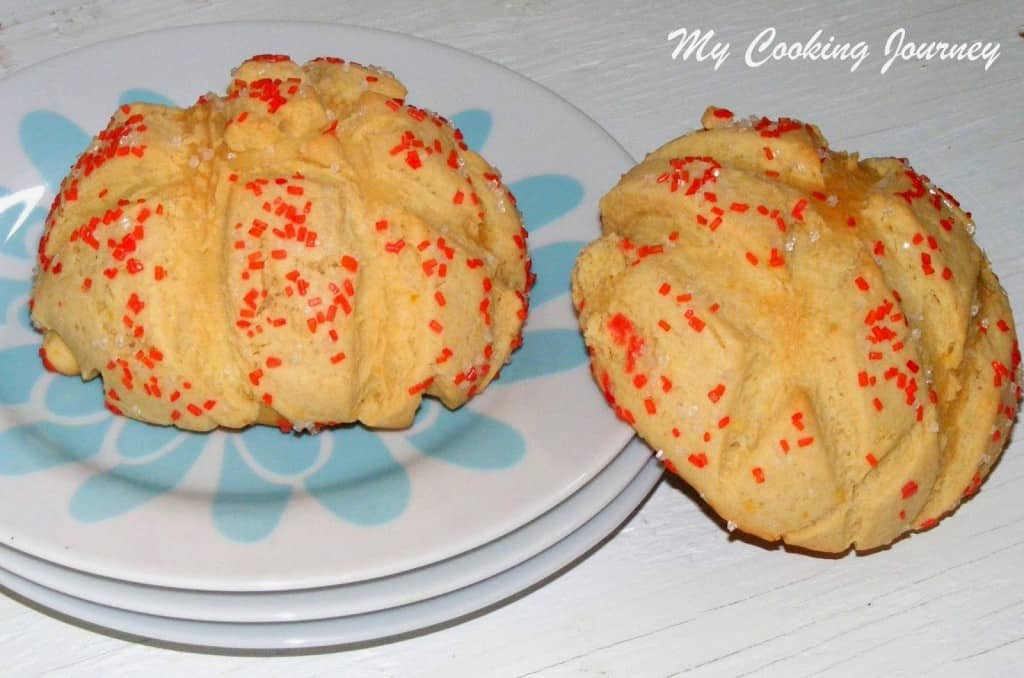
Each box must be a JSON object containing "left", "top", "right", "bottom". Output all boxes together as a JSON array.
[{"left": 0, "top": 92, "right": 587, "bottom": 542}]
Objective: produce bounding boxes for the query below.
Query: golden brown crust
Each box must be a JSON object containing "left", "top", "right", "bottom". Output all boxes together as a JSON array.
[
  {"left": 31, "top": 55, "right": 530, "bottom": 432},
  {"left": 572, "top": 106, "right": 1018, "bottom": 552}
]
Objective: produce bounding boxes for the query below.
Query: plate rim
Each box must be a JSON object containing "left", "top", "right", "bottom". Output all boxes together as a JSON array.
[
  {"left": 0, "top": 454, "right": 663, "bottom": 650},
  {"left": 0, "top": 436, "right": 650, "bottom": 622}
]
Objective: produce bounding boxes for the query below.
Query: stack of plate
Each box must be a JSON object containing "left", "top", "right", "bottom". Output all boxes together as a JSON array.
[
  {"left": 0, "top": 23, "right": 662, "bottom": 650},
  {"left": 0, "top": 436, "right": 659, "bottom": 650}
]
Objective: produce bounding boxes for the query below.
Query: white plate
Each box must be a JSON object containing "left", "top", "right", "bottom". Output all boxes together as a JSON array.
[
  {"left": 0, "top": 22, "right": 635, "bottom": 591},
  {"left": 0, "top": 454, "right": 663, "bottom": 650},
  {"left": 0, "top": 437, "right": 652, "bottom": 623}
]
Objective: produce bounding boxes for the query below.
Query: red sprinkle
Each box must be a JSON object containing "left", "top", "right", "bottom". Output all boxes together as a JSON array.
[
  {"left": 126, "top": 293, "right": 145, "bottom": 315},
  {"left": 408, "top": 377, "right": 434, "bottom": 396},
  {"left": 791, "top": 199, "right": 807, "bottom": 221}
]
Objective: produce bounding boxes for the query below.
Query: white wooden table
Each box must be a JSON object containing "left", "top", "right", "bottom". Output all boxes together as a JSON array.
[{"left": 2, "top": 1, "right": 1022, "bottom": 675}]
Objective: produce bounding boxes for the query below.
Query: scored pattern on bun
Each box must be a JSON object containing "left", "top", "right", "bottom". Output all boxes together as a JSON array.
[
  {"left": 572, "top": 107, "right": 1018, "bottom": 552},
  {"left": 31, "top": 55, "right": 531, "bottom": 432}
]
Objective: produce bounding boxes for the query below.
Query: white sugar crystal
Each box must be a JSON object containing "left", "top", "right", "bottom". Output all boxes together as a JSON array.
[
  {"left": 826, "top": 194, "right": 839, "bottom": 207},
  {"left": 367, "top": 64, "right": 396, "bottom": 78}
]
